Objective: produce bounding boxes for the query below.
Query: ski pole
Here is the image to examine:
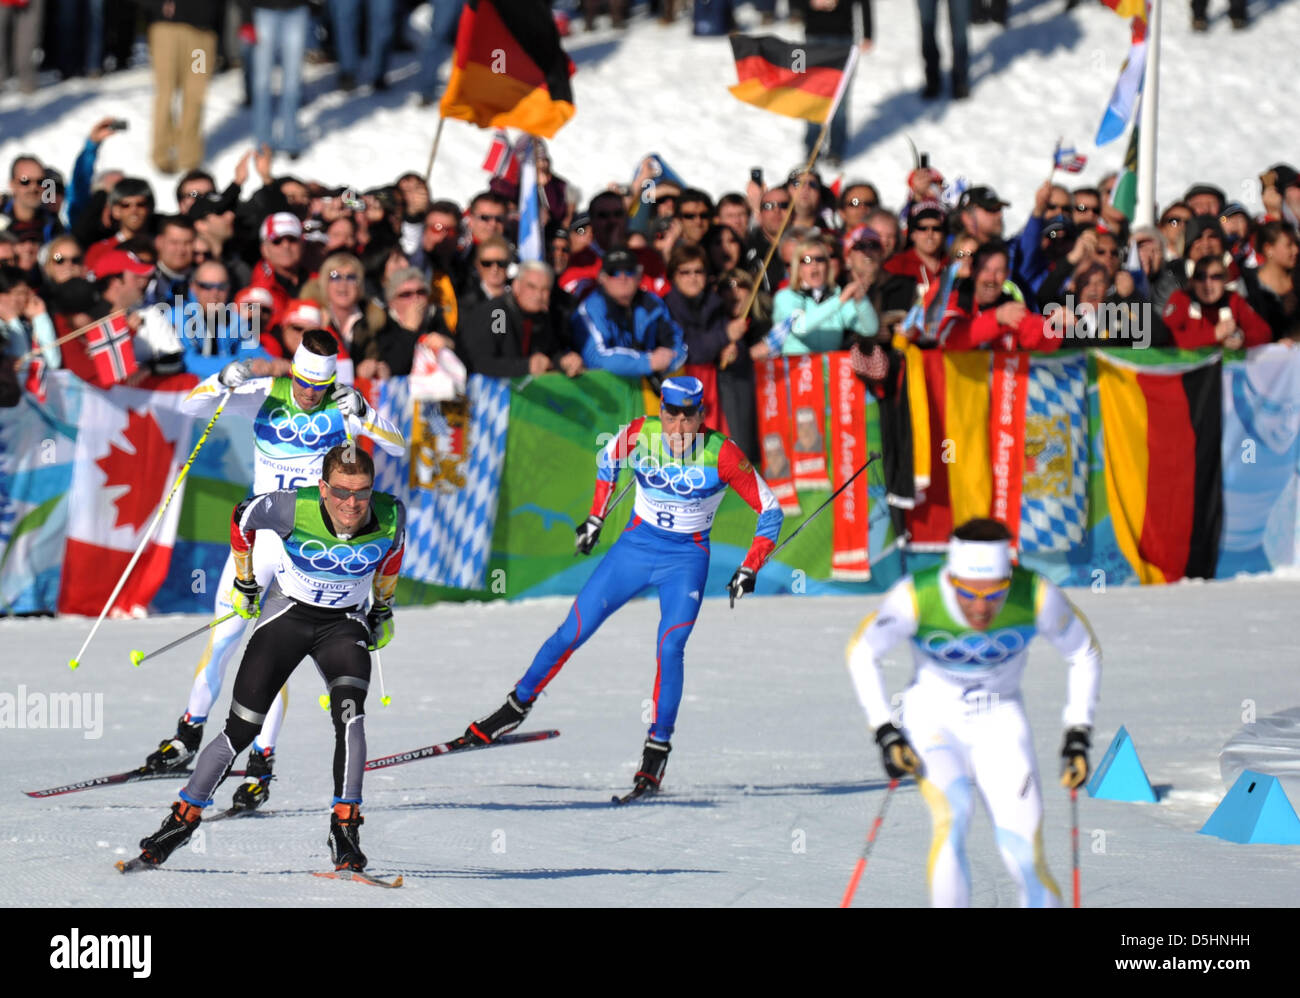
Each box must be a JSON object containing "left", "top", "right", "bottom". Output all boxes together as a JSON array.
[
  {"left": 573, "top": 476, "right": 635, "bottom": 557},
  {"left": 69, "top": 389, "right": 234, "bottom": 670},
  {"left": 767, "top": 452, "right": 882, "bottom": 566},
  {"left": 374, "top": 647, "right": 390, "bottom": 706},
  {"left": 839, "top": 776, "right": 899, "bottom": 908},
  {"left": 128, "top": 611, "right": 239, "bottom": 667},
  {"left": 1071, "top": 787, "right": 1081, "bottom": 908}
]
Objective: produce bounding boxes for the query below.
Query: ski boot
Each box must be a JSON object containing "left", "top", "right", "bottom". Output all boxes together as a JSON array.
[
  {"left": 461, "top": 691, "right": 532, "bottom": 747},
  {"left": 230, "top": 746, "right": 274, "bottom": 811},
  {"left": 137, "top": 800, "right": 203, "bottom": 866},
  {"left": 328, "top": 803, "right": 366, "bottom": 871},
  {"left": 634, "top": 738, "right": 671, "bottom": 793},
  {"left": 144, "top": 715, "right": 203, "bottom": 772}
]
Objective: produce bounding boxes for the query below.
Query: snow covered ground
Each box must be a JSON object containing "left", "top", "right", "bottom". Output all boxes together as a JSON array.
[
  {"left": 3, "top": 577, "right": 1298, "bottom": 909},
  {"left": 3, "top": 0, "right": 1299, "bottom": 925},
  {"left": 1, "top": 2, "right": 1297, "bottom": 226}
]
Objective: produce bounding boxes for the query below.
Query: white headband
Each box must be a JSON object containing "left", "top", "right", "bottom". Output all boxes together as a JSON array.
[
  {"left": 947, "top": 538, "right": 1012, "bottom": 580},
  {"left": 291, "top": 343, "right": 337, "bottom": 386}
]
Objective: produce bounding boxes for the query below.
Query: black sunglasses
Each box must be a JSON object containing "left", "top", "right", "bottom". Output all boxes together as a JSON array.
[{"left": 326, "top": 484, "right": 373, "bottom": 502}]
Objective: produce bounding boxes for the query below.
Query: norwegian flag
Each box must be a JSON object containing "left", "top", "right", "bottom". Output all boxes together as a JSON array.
[
  {"left": 23, "top": 356, "right": 47, "bottom": 403},
  {"left": 1053, "top": 145, "right": 1089, "bottom": 174},
  {"left": 481, "top": 129, "right": 519, "bottom": 184},
  {"left": 82, "top": 313, "right": 138, "bottom": 387}
]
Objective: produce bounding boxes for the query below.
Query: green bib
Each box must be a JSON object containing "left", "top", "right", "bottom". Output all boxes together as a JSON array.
[{"left": 910, "top": 564, "right": 1040, "bottom": 669}]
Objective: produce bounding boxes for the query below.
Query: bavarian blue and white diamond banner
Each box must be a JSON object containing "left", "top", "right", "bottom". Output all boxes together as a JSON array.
[
  {"left": 373, "top": 375, "right": 511, "bottom": 589},
  {"left": 1019, "top": 354, "right": 1089, "bottom": 554}
]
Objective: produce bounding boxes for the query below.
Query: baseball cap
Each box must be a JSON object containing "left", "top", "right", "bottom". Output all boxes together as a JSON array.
[
  {"left": 1043, "top": 215, "right": 1074, "bottom": 240},
  {"left": 845, "top": 224, "right": 884, "bottom": 256},
  {"left": 959, "top": 186, "right": 1010, "bottom": 212},
  {"left": 190, "top": 193, "right": 232, "bottom": 222},
  {"left": 260, "top": 212, "right": 303, "bottom": 242},
  {"left": 908, "top": 199, "right": 947, "bottom": 224},
  {"left": 1220, "top": 201, "right": 1249, "bottom": 221},
  {"left": 234, "top": 285, "right": 275, "bottom": 309},
  {"left": 90, "top": 248, "right": 153, "bottom": 280},
  {"left": 661, "top": 376, "right": 704, "bottom": 413},
  {"left": 1183, "top": 182, "right": 1227, "bottom": 206},
  {"left": 570, "top": 211, "right": 592, "bottom": 231},
  {"left": 601, "top": 247, "right": 640, "bottom": 276},
  {"left": 281, "top": 298, "right": 324, "bottom": 328}
]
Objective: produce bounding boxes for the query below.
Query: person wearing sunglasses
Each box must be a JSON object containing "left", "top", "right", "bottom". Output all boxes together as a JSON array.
[
  {"left": 460, "top": 234, "right": 513, "bottom": 313},
  {"left": 458, "top": 259, "right": 581, "bottom": 378},
  {"left": 457, "top": 375, "right": 783, "bottom": 800},
  {"left": 3, "top": 153, "right": 63, "bottom": 245},
  {"left": 139, "top": 331, "right": 404, "bottom": 817},
  {"left": 935, "top": 241, "right": 1062, "bottom": 351},
  {"left": 571, "top": 246, "right": 685, "bottom": 380},
  {"left": 83, "top": 178, "right": 156, "bottom": 271},
  {"left": 171, "top": 260, "right": 275, "bottom": 378},
  {"left": 247, "top": 211, "right": 307, "bottom": 331},
  {"left": 40, "top": 234, "right": 87, "bottom": 287},
  {"left": 846, "top": 516, "right": 1101, "bottom": 907},
  {"left": 675, "top": 189, "right": 714, "bottom": 247},
  {"left": 772, "top": 237, "right": 877, "bottom": 355},
  {"left": 887, "top": 201, "right": 949, "bottom": 284},
  {"left": 128, "top": 443, "right": 407, "bottom": 875},
  {"left": 1163, "top": 258, "right": 1271, "bottom": 350},
  {"left": 560, "top": 192, "right": 670, "bottom": 301},
  {"left": 1150, "top": 214, "right": 1238, "bottom": 343},
  {"left": 366, "top": 266, "right": 452, "bottom": 379},
  {"left": 304, "top": 251, "right": 367, "bottom": 381}
]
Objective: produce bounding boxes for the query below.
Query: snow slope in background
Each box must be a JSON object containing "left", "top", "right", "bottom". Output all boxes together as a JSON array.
[{"left": 1, "top": 2, "right": 1297, "bottom": 231}]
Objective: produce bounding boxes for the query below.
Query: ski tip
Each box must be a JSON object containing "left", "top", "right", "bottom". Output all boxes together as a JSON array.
[
  {"left": 129, "top": 649, "right": 145, "bottom": 667},
  {"left": 381, "top": 696, "right": 391, "bottom": 707},
  {"left": 113, "top": 860, "right": 125, "bottom": 873},
  {"left": 318, "top": 694, "right": 330, "bottom": 711},
  {"left": 68, "top": 658, "right": 79, "bottom": 671}
]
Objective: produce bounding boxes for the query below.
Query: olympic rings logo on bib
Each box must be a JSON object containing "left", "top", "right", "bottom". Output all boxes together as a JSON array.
[
  {"left": 297, "top": 539, "right": 385, "bottom": 575},
  {"left": 634, "top": 455, "right": 707, "bottom": 496},
  {"left": 920, "top": 628, "right": 1026, "bottom": 666},
  {"left": 269, "top": 408, "right": 335, "bottom": 447}
]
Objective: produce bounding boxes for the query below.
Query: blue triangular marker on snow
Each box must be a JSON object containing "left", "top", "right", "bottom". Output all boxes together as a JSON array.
[
  {"left": 1086, "top": 725, "right": 1157, "bottom": 803},
  {"left": 1199, "top": 771, "right": 1300, "bottom": 845}
]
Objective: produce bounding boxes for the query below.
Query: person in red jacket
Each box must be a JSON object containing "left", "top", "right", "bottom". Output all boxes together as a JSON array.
[
  {"left": 1162, "top": 258, "right": 1272, "bottom": 350},
  {"left": 885, "top": 200, "right": 949, "bottom": 286},
  {"left": 935, "top": 242, "right": 1062, "bottom": 352}
]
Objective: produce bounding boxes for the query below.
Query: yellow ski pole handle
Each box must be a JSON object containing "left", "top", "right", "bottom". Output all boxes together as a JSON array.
[{"left": 69, "top": 390, "right": 236, "bottom": 671}]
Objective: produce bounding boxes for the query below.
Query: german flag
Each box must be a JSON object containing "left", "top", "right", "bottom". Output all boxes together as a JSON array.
[
  {"left": 905, "top": 350, "right": 993, "bottom": 548},
  {"left": 439, "top": 1, "right": 575, "bottom": 139},
  {"left": 729, "top": 35, "right": 850, "bottom": 123},
  {"left": 1096, "top": 351, "right": 1222, "bottom": 583}
]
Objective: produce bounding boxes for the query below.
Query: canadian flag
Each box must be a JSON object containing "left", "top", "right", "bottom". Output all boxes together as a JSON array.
[{"left": 57, "top": 380, "right": 197, "bottom": 617}]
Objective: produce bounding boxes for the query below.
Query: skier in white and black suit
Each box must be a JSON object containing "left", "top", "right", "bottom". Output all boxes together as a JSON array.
[
  {"left": 141, "top": 327, "right": 404, "bottom": 816},
  {"left": 128, "top": 445, "right": 405, "bottom": 873},
  {"left": 845, "top": 517, "right": 1101, "bottom": 907}
]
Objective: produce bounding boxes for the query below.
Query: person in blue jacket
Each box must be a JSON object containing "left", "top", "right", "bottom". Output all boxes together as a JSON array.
[
  {"left": 571, "top": 247, "right": 686, "bottom": 382},
  {"left": 169, "top": 260, "right": 274, "bottom": 378}
]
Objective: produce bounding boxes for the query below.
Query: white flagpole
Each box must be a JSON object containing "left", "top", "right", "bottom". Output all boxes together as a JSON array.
[{"left": 1135, "top": 0, "right": 1160, "bottom": 228}]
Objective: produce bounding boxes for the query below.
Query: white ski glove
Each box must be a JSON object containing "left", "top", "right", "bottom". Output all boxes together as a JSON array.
[
  {"left": 219, "top": 361, "right": 253, "bottom": 388},
  {"left": 333, "top": 384, "right": 370, "bottom": 421}
]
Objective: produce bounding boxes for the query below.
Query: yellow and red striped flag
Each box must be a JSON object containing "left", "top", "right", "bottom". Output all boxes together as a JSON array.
[{"left": 440, "top": 1, "right": 575, "bottom": 139}]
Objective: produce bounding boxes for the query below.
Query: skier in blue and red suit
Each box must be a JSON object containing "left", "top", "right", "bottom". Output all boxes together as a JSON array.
[{"left": 458, "top": 376, "right": 783, "bottom": 796}]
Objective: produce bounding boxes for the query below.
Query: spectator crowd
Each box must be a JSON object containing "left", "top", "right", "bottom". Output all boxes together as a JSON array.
[{"left": 2, "top": 2, "right": 1291, "bottom": 464}]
